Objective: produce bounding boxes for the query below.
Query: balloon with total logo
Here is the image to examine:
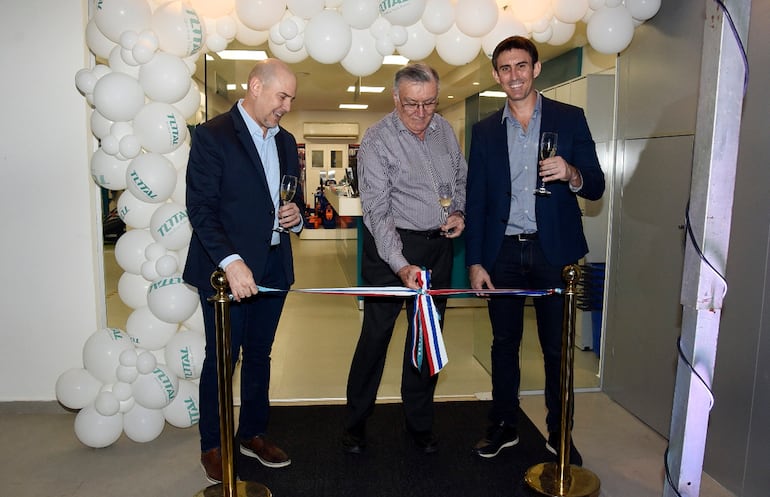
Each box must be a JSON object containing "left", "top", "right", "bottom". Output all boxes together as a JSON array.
[
  {"left": 91, "top": 148, "right": 129, "bottom": 191},
  {"left": 82, "top": 327, "right": 136, "bottom": 385},
  {"left": 304, "top": 10, "right": 352, "bottom": 65},
  {"left": 164, "top": 328, "right": 206, "bottom": 380},
  {"left": 92, "top": 72, "right": 146, "bottom": 123},
  {"left": 435, "top": 23, "right": 482, "bottom": 66},
  {"left": 587, "top": 5, "right": 635, "bottom": 54},
  {"left": 455, "top": 0, "right": 498, "bottom": 38},
  {"left": 133, "top": 102, "right": 189, "bottom": 154},
  {"left": 398, "top": 20, "right": 435, "bottom": 61},
  {"left": 117, "top": 189, "right": 159, "bottom": 229},
  {"left": 163, "top": 379, "right": 201, "bottom": 427},
  {"left": 380, "top": 0, "right": 426, "bottom": 27},
  {"left": 94, "top": 0, "right": 153, "bottom": 43},
  {"left": 139, "top": 52, "right": 192, "bottom": 104},
  {"left": 147, "top": 275, "right": 199, "bottom": 323},
  {"left": 114, "top": 228, "right": 155, "bottom": 274},
  {"left": 56, "top": 368, "right": 103, "bottom": 410},
  {"left": 132, "top": 364, "right": 179, "bottom": 409},
  {"left": 235, "top": 0, "right": 287, "bottom": 31},
  {"left": 342, "top": 28, "right": 383, "bottom": 77},
  {"left": 126, "top": 152, "right": 178, "bottom": 204},
  {"left": 122, "top": 403, "right": 166, "bottom": 443},
  {"left": 421, "top": 0, "right": 454, "bottom": 35},
  {"left": 150, "top": 202, "right": 192, "bottom": 250},
  {"left": 126, "top": 306, "right": 179, "bottom": 351},
  {"left": 74, "top": 404, "right": 124, "bottom": 448}
]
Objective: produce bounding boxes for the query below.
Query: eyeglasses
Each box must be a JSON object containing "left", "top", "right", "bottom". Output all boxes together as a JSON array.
[{"left": 399, "top": 99, "right": 438, "bottom": 112}]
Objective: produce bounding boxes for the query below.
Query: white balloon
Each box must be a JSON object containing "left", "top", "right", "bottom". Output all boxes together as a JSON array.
[
  {"left": 190, "top": 0, "right": 234, "bottom": 18},
  {"left": 625, "top": 0, "right": 661, "bottom": 21},
  {"left": 91, "top": 148, "right": 129, "bottom": 190},
  {"left": 120, "top": 348, "right": 138, "bottom": 367},
  {"left": 398, "top": 20, "right": 435, "bottom": 60},
  {"left": 147, "top": 275, "right": 199, "bottom": 323},
  {"left": 548, "top": 18, "right": 576, "bottom": 46},
  {"left": 82, "top": 328, "right": 136, "bottom": 385},
  {"left": 120, "top": 30, "right": 139, "bottom": 49},
  {"left": 90, "top": 111, "right": 114, "bottom": 140},
  {"left": 94, "top": 0, "right": 153, "bottom": 43},
  {"left": 92, "top": 72, "right": 145, "bottom": 122},
  {"left": 506, "top": 0, "right": 550, "bottom": 24},
  {"left": 381, "top": 0, "right": 426, "bottom": 26},
  {"left": 163, "top": 379, "right": 200, "bottom": 427},
  {"left": 287, "top": 0, "right": 325, "bottom": 19},
  {"left": 369, "top": 16, "right": 391, "bottom": 40},
  {"left": 552, "top": 0, "right": 589, "bottom": 24},
  {"left": 164, "top": 329, "right": 206, "bottom": 380},
  {"left": 279, "top": 17, "right": 300, "bottom": 40},
  {"left": 120, "top": 135, "right": 142, "bottom": 159},
  {"left": 132, "top": 34, "right": 158, "bottom": 65},
  {"left": 142, "top": 258, "right": 159, "bottom": 280},
  {"left": 156, "top": 254, "right": 179, "bottom": 277},
  {"left": 421, "top": 0, "right": 454, "bottom": 35},
  {"left": 587, "top": 5, "right": 635, "bottom": 54},
  {"left": 605, "top": 0, "right": 623, "bottom": 7},
  {"left": 74, "top": 405, "right": 124, "bottom": 448},
  {"left": 481, "top": 10, "right": 528, "bottom": 59},
  {"left": 126, "top": 153, "right": 178, "bottom": 204},
  {"left": 388, "top": 25, "right": 408, "bottom": 46},
  {"left": 341, "top": 0, "right": 380, "bottom": 30},
  {"left": 101, "top": 135, "right": 121, "bottom": 156},
  {"left": 235, "top": 16, "right": 269, "bottom": 46},
  {"left": 95, "top": 390, "right": 121, "bottom": 416},
  {"left": 117, "top": 189, "right": 159, "bottom": 229},
  {"left": 455, "top": 0, "right": 498, "bottom": 37},
  {"left": 117, "top": 364, "right": 140, "bottom": 383},
  {"left": 532, "top": 26, "right": 552, "bottom": 44},
  {"left": 182, "top": 305, "right": 205, "bottom": 334},
  {"left": 75, "top": 68, "right": 98, "bottom": 95},
  {"left": 375, "top": 36, "right": 395, "bottom": 56},
  {"left": 146, "top": 242, "right": 167, "bottom": 260},
  {"left": 270, "top": 22, "right": 286, "bottom": 45},
  {"left": 127, "top": 306, "right": 179, "bottom": 350},
  {"left": 114, "top": 228, "right": 155, "bottom": 274},
  {"left": 204, "top": 33, "right": 228, "bottom": 53},
  {"left": 589, "top": 0, "right": 605, "bottom": 9},
  {"left": 216, "top": 15, "right": 238, "bottom": 40},
  {"left": 164, "top": 140, "right": 191, "bottom": 170},
  {"left": 132, "top": 364, "right": 179, "bottom": 409},
  {"left": 435, "top": 23, "right": 482, "bottom": 66},
  {"left": 123, "top": 403, "right": 166, "bottom": 443},
  {"left": 86, "top": 18, "right": 117, "bottom": 59},
  {"left": 136, "top": 351, "right": 158, "bottom": 374},
  {"left": 326, "top": 0, "right": 344, "bottom": 7},
  {"left": 139, "top": 52, "right": 191, "bottom": 104},
  {"left": 113, "top": 381, "right": 133, "bottom": 401},
  {"left": 150, "top": 202, "right": 192, "bottom": 250},
  {"left": 285, "top": 35, "right": 305, "bottom": 52},
  {"left": 304, "top": 10, "right": 352, "bottom": 64},
  {"left": 529, "top": 13, "right": 553, "bottom": 34},
  {"left": 56, "top": 368, "right": 102, "bottom": 410},
  {"left": 236, "top": 0, "right": 287, "bottom": 31},
  {"left": 340, "top": 29, "right": 383, "bottom": 76},
  {"left": 133, "top": 102, "right": 189, "bottom": 154},
  {"left": 171, "top": 166, "right": 187, "bottom": 205}
]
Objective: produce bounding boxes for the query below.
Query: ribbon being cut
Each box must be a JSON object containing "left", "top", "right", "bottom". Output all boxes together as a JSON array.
[{"left": 255, "top": 269, "right": 561, "bottom": 376}]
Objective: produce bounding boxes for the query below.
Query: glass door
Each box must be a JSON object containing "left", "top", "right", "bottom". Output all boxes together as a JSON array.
[{"left": 303, "top": 143, "right": 347, "bottom": 206}]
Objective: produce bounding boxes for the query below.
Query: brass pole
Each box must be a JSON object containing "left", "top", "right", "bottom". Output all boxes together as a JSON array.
[
  {"left": 524, "top": 265, "right": 601, "bottom": 497},
  {"left": 194, "top": 270, "right": 271, "bottom": 497}
]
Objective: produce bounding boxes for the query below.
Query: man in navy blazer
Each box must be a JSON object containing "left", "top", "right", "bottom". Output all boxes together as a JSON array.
[
  {"left": 183, "top": 58, "right": 303, "bottom": 483},
  {"left": 465, "top": 37, "right": 604, "bottom": 466}
]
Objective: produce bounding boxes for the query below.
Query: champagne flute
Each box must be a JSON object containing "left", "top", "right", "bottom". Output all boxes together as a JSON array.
[
  {"left": 437, "top": 183, "right": 452, "bottom": 225},
  {"left": 535, "top": 131, "right": 557, "bottom": 197},
  {"left": 275, "top": 174, "right": 297, "bottom": 233}
]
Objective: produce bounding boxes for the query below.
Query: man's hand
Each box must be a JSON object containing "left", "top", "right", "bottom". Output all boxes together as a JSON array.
[
  {"left": 441, "top": 212, "right": 465, "bottom": 239},
  {"left": 468, "top": 264, "right": 494, "bottom": 297},
  {"left": 397, "top": 264, "right": 424, "bottom": 290},
  {"left": 539, "top": 155, "right": 582, "bottom": 189},
  {"left": 224, "top": 260, "right": 258, "bottom": 301},
  {"left": 277, "top": 202, "right": 302, "bottom": 230}
]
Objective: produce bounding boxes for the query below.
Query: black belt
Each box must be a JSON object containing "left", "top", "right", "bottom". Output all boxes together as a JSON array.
[
  {"left": 397, "top": 228, "right": 444, "bottom": 240},
  {"left": 507, "top": 232, "right": 538, "bottom": 242}
]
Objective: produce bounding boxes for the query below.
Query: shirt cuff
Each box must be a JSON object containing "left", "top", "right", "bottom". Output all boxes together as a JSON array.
[{"left": 220, "top": 254, "right": 242, "bottom": 270}]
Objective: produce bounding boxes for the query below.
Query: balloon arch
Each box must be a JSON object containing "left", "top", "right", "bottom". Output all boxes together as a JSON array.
[{"left": 61, "top": 0, "right": 659, "bottom": 448}]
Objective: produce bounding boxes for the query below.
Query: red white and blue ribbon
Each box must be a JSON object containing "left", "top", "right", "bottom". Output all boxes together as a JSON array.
[{"left": 254, "top": 278, "right": 561, "bottom": 377}]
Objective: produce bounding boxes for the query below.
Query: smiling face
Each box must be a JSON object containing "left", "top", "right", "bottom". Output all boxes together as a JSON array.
[
  {"left": 393, "top": 79, "right": 439, "bottom": 140},
  {"left": 243, "top": 61, "right": 297, "bottom": 135},
  {"left": 492, "top": 48, "right": 541, "bottom": 107}
]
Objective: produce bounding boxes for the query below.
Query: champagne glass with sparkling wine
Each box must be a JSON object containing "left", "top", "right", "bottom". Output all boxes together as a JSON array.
[
  {"left": 276, "top": 174, "right": 297, "bottom": 233},
  {"left": 535, "top": 131, "right": 557, "bottom": 196},
  {"left": 437, "top": 183, "right": 452, "bottom": 224}
]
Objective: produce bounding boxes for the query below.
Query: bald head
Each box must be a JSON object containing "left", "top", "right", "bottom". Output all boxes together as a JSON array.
[{"left": 243, "top": 58, "right": 297, "bottom": 135}]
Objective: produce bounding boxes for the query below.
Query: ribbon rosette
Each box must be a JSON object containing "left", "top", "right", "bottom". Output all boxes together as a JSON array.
[{"left": 410, "top": 269, "right": 448, "bottom": 376}]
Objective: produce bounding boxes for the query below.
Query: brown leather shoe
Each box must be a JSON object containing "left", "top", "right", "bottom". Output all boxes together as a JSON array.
[
  {"left": 240, "top": 436, "right": 291, "bottom": 468},
  {"left": 200, "top": 447, "right": 222, "bottom": 484}
]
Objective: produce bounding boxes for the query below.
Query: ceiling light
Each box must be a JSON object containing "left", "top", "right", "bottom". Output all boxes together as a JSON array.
[
  {"left": 472, "top": 81, "right": 480, "bottom": 86},
  {"left": 479, "top": 90, "right": 507, "bottom": 98},
  {"left": 218, "top": 50, "right": 268, "bottom": 61},
  {"left": 447, "top": 95, "right": 455, "bottom": 99},
  {"left": 226, "top": 83, "right": 237, "bottom": 91},
  {"left": 347, "top": 85, "right": 386, "bottom": 93},
  {"left": 339, "top": 103, "right": 369, "bottom": 110},
  {"left": 384, "top": 55, "right": 409, "bottom": 65}
]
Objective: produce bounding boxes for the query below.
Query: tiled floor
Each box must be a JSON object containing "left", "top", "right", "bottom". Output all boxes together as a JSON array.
[{"left": 0, "top": 237, "right": 734, "bottom": 497}]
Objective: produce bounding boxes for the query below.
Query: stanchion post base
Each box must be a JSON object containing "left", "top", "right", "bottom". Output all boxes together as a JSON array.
[
  {"left": 194, "top": 481, "right": 272, "bottom": 497},
  {"left": 524, "top": 462, "right": 600, "bottom": 497}
]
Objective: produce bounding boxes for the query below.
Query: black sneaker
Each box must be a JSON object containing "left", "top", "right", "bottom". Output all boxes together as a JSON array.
[
  {"left": 472, "top": 422, "right": 519, "bottom": 458},
  {"left": 545, "top": 432, "right": 583, "bottom": 467}
]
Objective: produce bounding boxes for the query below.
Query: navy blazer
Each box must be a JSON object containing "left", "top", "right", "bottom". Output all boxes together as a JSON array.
[
  {"left": 183, "top": 103, "right": 302, "bottom": 291},
  {"left": 465, "top": 96, "right": 604, "bottom": 270}
]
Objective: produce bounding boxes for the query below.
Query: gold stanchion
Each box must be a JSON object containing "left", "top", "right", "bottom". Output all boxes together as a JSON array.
[
  {"left": 524, "top": 265, "right": 601, "bottom": 497},
  {"left": 194, "top": 270, "right": 271, "bottom": 497}
]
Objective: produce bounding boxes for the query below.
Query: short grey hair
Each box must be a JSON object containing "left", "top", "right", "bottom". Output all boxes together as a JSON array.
[{"left": 393, "top": 63, "right": 440, "bottom": 96}]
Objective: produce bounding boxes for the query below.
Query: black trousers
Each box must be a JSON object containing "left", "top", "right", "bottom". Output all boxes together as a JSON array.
[{"left": 344, "top": 227, "right": 453, "bottom": 435}]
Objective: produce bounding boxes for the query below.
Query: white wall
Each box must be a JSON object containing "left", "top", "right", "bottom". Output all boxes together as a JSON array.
[{"left": 0, "top": 1, "right": 99, "bottom": 400}]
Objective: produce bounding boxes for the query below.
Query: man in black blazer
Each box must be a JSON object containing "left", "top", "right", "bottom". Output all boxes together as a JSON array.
[
  {"left": 183, "top": 58, "right": 303, "bottom": 483},
  {"left": 465, "top": 36, "right": 604, "bottom": 466}
]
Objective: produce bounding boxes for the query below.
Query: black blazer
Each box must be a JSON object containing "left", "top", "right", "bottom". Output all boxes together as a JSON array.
[
  {"left": 183, "top": 104, "right": 302, "bottom": 291},
  {"left": 465, "top": 96, "right": 605, "bottom": 269}
]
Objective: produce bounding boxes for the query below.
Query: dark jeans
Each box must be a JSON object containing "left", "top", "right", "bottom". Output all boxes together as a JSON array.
[
  {"left": 345, "top": 227, "right": 453, "bottom": 435},
  {"left": 198, "top": 248, "right": 288, "bottom": 452},
  {"left": 487, "top": 236, "right": 569, "bottom": 433}
]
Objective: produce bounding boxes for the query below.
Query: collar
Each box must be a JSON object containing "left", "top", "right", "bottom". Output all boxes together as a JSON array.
[
  {"left": 238, "top": 99, "right": 279, "bottom": 141},
  {"left": 500, "top": 92, "right": 543, "bottom": 126}
]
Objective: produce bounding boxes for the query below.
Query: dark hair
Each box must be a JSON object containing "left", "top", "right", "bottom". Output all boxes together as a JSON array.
[
  {"left": 492, "top": 36, "right": 539, "bottom": 70},
  {"left": 393, "top": 63, "right": 440, "bottom": 96}
]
